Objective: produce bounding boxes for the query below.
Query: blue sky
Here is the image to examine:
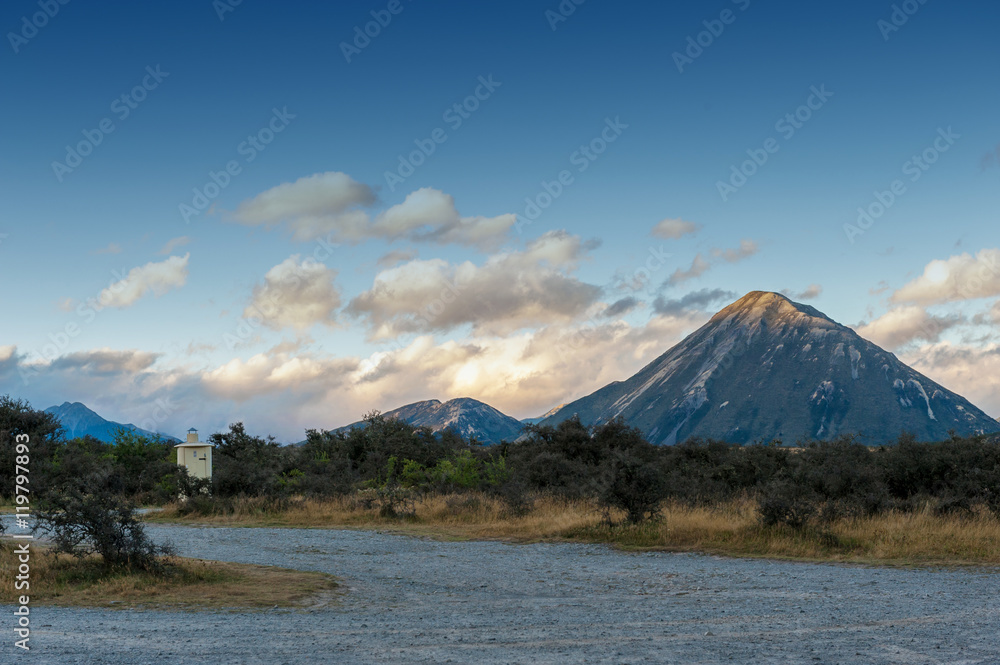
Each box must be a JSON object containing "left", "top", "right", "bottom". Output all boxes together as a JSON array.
[{"left": 2, "top": 0, "right": 999, "bottom": 440}]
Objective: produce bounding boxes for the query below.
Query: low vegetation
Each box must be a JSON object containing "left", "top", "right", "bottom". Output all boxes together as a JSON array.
[
  {"left": 152, "top": 493, "right": 1000, "bottom": 566},
  {"left": 0, "top": 546, "right": 338, "bottom": 610},
  {"left": 3, "top": 393, "right": 1000, "bottom": 567}
]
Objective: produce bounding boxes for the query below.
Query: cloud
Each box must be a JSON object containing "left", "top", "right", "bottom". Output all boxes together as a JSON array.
[
  {"left": 901, "top": 342, "right": 1000, "bottom": 420},
  {"left": 651, "top": 218, "right": 700, "bottom": 240},
  {"left": 666, "top": 254, "right": 712, "bottom": 286},
  {"left": 49, "top": 348, "right": 161, "bottom": 375},
  {"left": 97, "top": 254, "right": 189, "bottom": 309},
  {"left": 782, "top": 284, "right": 823, "bottom": 300},
  {"left": 653, "top": 288, "right": 736, "bottom": 316},
  {"left": 665, "top": 239, "right": 758, "bottom": 287},
  {"left": 712, "top": 239, "right": 759, "bottom": 263},
  {"left": 2, "top": 302, "right": 712, "bottom": 442},
  {"left": 202, "top": 350, "right": 357, "bottom": 403},
  {"left": 870, "top": 281, "right": 890, "bottom": 296},
  {"left": 602, "top": 297, "right": 640, "bottom": 318},
  {"left": 891, "top": 249, "right": 1000, "bottom": 305},
  {"left": 377, "top": 249, "right": 418, "bottom": 269},
  {"left": 233, "top": 172, "right": 376, "bottom": 241},
  {"left": 346, "top": 231, "right": 601, "bottom": 340},
  {"left": 159, "top": 236, "right": 191, "bottom": 255},
  {"left": 854, "top": 306, "right": 963, "bottom": 350},
  {"left": 232, "top": 175, "right": 514, "bottom": 249},
  {"left": 373, "top": 188, "right": 516, "bottom": 250},
  {"left": 244, "top": 256, "right": 341, "bottom": 331},
  {"left": 93, "top": 242, "right": 122, "bottom": 255}
]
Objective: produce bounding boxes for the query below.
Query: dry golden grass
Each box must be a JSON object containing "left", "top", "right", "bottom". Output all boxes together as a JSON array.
[
  {"left": 0, "top": 545, "right": 339, "bottom": 610},
  {"left": 152, "top": 493, "right": 1000, "bottom": 566}
]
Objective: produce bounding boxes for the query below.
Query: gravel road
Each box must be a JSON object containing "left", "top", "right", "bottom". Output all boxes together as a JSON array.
[{"left": 7, "top": 523, "right": 1000, "bottom": 664}]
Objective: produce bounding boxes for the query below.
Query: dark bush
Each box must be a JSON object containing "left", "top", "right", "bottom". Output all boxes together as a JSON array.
[
  {"left": 600, "top": 450, "right": 667, "bottom": 524},
  {"left": 759, "top": 475, "right": 817, "bottom": 529},
  {"left": 35, "top": 472, "right": 173, "bottom": 572}
]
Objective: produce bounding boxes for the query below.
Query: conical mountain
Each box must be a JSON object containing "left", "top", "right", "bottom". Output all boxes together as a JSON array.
[{"left": 540, "top": 291, "right": 1000, "bottom": 444}]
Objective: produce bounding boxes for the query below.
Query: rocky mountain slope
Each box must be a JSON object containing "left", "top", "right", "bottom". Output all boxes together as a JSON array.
[
  {"left": 337, "top": 397, "right": 524, "bottom": 444},
  {"left": 540, "top": 291, "right": 1000, "bottom": 444},
  {"left": 45, "top": 401, "right": 180, "bottom": 443}
]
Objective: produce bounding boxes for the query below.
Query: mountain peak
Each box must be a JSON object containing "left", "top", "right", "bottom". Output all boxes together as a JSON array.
[
  {"left": 541, "top": 290, "right": 999, "bottom": 444},
  {"left": 336, "top": 397, "right": 523, "bottom": 443},
  {"left": 44, "top": 401, "right": 179, "bottom": 443},
  {"left": 712, "top": 291, "right": 835, "bottom": 329}
]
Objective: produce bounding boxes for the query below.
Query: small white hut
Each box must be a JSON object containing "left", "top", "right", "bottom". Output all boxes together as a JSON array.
[{"left": 174, "top": 428, "right": 214, "bottom": 480}]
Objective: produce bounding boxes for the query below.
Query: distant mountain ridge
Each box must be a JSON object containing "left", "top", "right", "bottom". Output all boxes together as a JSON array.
[
  {"left": 335, "top": 397, "right": 524, "bottom": 444},
  {"left": 520, "top": 404, "right": 567, "bottom": 426},
  {"left": 540, "top": 291, "right": 1000, "bottom": 445},
  {"left": 45, "top": 402, "right": 179, "bottom": 443}
]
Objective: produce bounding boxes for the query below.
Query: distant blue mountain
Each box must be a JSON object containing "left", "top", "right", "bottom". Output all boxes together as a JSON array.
[{"left": 44, "top": 401, "right": 180, "bottom": 443}]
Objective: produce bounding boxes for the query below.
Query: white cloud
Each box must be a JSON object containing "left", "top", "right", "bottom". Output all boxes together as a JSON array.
[
  {"left": 666, "top": 254, "right": 711, "bottom": 286},
  {"left": 892, "top": 249, "right": 1000, "bottom": 305},
  {"left": 650, "top": 218, "right": 702, "bottom": 240},
  {"left": 244, "top": 256, "right": 341, "bottom": 330},
  {"left": 783, "top": 284, "right": 823, "bottom": 300},
  {"left": 653, "top": 288, "right": 736, "bottom": 316},
  {"left": 202, "top": 351, "right": 356, "bottom": 402},
  {"left": 651, "top": 218, "right": 700, "bottom": 240},
  {"left": 666, "top": 239, "right": 758, "bottom": 287},
  {"left": 346, "top": 231, "right": 601, "bottom": 340},
  {"left": 374, "top": 188, "right": 515, "bottom": 250},
  {"left": 712, "top": 239, "right": 759, "bottom": 263},
  {"left": 232, "top": 176, "right": 514, "bottom": 249},
  {"left": 233, "top": 172, "right": 376, "bottom": 241},
  {"left": 377, "top": 249, "right": 418, "bottom": 269},
  {"left": 901, "top": 342, "right": 1000, "bottom": 420},
  {"left": 158, "top": 236, "right": 191, "bottom": 255},
  {"left": 1, "top": 304, "right": 711, "bottom": 441},
  {"left": 854, "top": 306, "right": 963, "bottom": 350},
  {"left": 97, "top": 254, "right": 189, "bottom": 309}
]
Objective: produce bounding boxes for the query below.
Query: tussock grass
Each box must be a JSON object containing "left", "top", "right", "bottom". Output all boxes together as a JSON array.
[
  {"left": 154, "top": 493, "right": 1000, "bottom": 566},
  {"left": 0, "top": 545, "right": 339, "bottom": 610}
]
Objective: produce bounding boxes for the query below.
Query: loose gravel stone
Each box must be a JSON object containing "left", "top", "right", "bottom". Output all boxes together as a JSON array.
[{"left": 8, "top": 523, "right": 1000, "bottom": 664}]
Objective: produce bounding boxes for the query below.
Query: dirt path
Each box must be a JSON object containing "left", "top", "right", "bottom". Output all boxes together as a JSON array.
[{"left": 10, "top": 523, "right": 1000, "bottom": 664}]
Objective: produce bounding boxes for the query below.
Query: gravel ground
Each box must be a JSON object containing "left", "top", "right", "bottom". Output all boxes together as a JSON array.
[{"left": 6, "top": 522, "right": 1000, "bottom": 664}]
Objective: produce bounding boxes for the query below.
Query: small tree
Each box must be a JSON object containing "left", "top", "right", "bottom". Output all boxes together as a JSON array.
[
  {"left": 600, "top": 451, "right": 668, "bottom": 524},
  {"left": 36, "top": 472, "right": 173, "bottom": 572}
]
